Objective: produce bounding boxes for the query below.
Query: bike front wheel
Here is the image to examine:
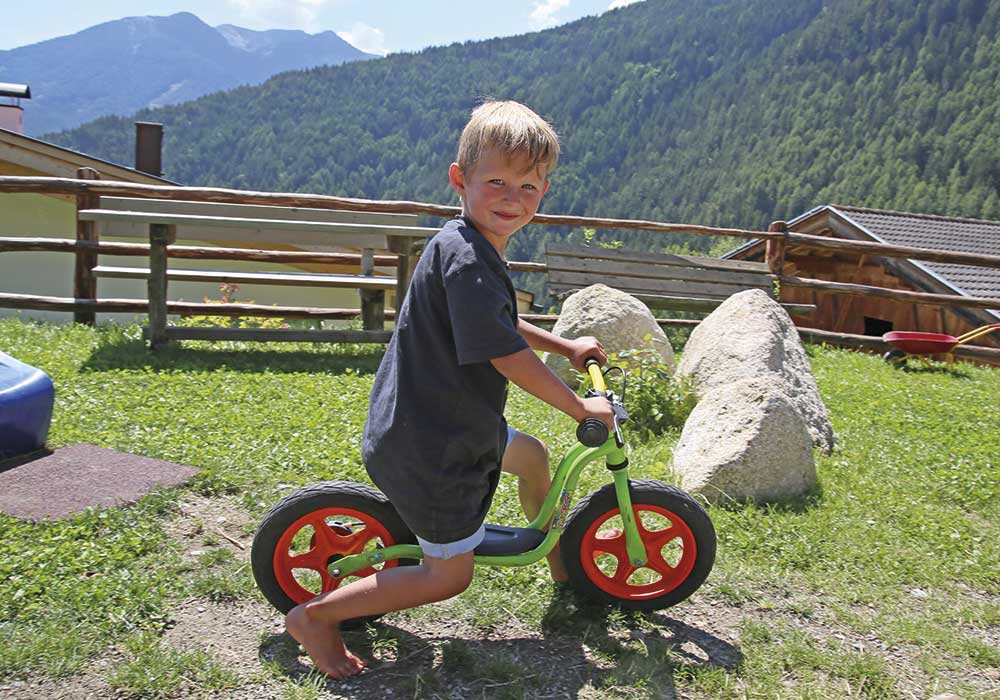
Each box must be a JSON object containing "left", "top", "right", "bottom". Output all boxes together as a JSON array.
[
  {"left": 251, "top": 480, "right": 416, "bottom": 620},
  {"left": 560, "top": 479, "right": 716, "bottom": 611}
]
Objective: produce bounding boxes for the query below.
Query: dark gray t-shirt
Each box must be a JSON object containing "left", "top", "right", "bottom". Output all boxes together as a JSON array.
[{"left": 362, "top": 217, "right": 529, "bottom": 543}]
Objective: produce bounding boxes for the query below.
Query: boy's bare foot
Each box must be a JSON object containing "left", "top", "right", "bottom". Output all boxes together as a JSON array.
[
  {"left": 547, "top": 545, "right": 569, "bottom": 583},
  {"left": 285, "top": 603, "right": 366, "bottom": 679}
]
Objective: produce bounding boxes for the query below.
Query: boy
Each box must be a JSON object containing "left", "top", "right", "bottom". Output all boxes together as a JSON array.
[{"left": 286, "top": 100, "right": 614, "bottom": 679}]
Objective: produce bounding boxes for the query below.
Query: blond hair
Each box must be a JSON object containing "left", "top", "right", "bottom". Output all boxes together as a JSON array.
[{"left": 456, "top": 100, "right": 560, "bottom": 175}]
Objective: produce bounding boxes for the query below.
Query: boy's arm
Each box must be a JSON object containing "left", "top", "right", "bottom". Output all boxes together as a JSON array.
[
  {"left": 516, "top": 318, "right": 607, "bottom": 371},
  {"left": 491, "top": 347, "right": 614, "bottom": 428}
]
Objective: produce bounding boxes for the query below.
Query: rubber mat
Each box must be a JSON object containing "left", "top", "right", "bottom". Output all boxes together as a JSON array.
[{"left": 0, "top": 443, "right": 199, "bottom": 521}]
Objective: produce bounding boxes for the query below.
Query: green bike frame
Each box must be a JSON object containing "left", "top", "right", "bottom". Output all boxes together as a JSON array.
[{"left": 327, "top": 436, "right": 648, "bottom": 579}]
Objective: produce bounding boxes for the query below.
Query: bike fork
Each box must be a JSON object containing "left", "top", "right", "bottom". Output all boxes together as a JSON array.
[{"left": 608, "top": 451, "right": 649, "bottom": 568}]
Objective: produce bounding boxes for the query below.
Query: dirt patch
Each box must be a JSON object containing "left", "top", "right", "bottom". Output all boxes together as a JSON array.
[
  {"left": 0, "top": 659, "right": 118, "bottom": 700},
  {"left": 164, "top": 598, "right": 282, "bottom": 676},
  {"left": 164, "top": 492, "right": 257, "bottom": 557},
  {"left": 150, "top": 586, "right": 743, "bottom": 700}
]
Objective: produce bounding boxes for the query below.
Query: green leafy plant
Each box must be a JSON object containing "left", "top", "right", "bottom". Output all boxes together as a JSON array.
[
  {"left": 177, "top": 283, "right": 289, "bottom": 330},
  {"left": 603, "top": 345, "right": 697, "bottom": 438}
]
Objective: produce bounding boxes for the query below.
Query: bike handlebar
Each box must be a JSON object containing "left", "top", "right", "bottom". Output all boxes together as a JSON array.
[
  {"left": 585, "top": 357, "right": 606, "bottom": 393},
  {"left": 576, "top": 358, "right": 610, "bottom": 447}
]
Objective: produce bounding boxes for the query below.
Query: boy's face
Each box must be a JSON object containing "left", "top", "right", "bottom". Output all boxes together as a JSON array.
[{"left": 449, "top": 146, "right": 549, "bottom": 254}]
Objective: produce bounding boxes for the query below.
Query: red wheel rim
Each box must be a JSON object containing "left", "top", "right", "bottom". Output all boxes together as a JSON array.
[
  {"left": 273, "top": 507, "right": 401, "bottom": 605},
  {"left": 579, "top": 504, "right": 697, "bottom": 601}
]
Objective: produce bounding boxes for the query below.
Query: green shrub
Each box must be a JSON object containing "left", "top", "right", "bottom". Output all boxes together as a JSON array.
[
  {"left": 176, "top": 283, "right": 289, "bottom": 330},
  {"left": 602, "top": 346, "right": 697, "bottom": 439}
]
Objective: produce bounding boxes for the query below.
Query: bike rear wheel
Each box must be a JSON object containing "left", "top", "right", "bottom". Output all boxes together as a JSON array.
[
  {"left": 251, "top": 480, "right": 416, "bottom": 624},
  {"left": 560, "top": 479, "right": 715, "bottom": 611}
]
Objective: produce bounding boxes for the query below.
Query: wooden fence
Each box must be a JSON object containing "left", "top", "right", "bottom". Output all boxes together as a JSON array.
[{"left": 2, "top": 175, "right": 1000, "bottom": 361}]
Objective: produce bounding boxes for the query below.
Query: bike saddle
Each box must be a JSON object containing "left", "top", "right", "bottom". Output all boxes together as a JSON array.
[{"left": 474, "top": 523, "right": 546, "bottom": 556}]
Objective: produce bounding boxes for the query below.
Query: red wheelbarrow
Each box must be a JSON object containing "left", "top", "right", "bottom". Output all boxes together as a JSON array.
[{"left": 882, "top": 323, "right": 1000, "bottom": 365}]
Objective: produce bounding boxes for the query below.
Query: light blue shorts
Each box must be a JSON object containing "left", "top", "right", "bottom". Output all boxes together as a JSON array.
[{"left": 416, "top": 425, "right": 518, "bottom": 560}]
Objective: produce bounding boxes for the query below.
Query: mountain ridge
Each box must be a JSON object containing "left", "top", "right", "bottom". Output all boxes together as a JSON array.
[{"left": 0, "top": 12, "right": 377, "bottom": 135}]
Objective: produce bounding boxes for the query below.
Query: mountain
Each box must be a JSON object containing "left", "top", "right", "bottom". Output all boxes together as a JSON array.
[
  {"left": 0, "top": 12, "right": 376, "bottom": 135},
  {"left": 44, "top": 0, "right": 1000, "bottom": 275}
]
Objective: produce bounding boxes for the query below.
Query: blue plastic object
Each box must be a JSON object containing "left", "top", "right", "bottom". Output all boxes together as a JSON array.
[{"left": 0, "top": 350, "right": 54, "bottom": 460}]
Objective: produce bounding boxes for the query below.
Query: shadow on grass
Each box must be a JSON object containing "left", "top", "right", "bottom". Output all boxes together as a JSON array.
[
  {"left": 258, "top": 588, "right": 740, "bottom": 698},
  {"left": 704, "top": 481, "right": 825, "bottom": 515},
  {"left": 539, "top": 586, "right": 742, "bottom": 696},
  {"left": 80, "top": 336, "right": 384, "bottom": 375},
  {"left": 896, "top": 362, "right": 973, "bottom": 379}
]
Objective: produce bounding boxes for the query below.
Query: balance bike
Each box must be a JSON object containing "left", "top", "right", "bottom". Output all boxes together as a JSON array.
[{"left": 251, "top": 360, "right": 716, "bottom": 621}]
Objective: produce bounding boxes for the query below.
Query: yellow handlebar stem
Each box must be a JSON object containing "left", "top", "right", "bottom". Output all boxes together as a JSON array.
[{"left": 587, "top": 362, "right": 606, "bottom": 393}]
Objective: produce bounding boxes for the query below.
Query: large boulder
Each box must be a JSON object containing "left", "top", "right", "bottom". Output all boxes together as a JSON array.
[
  {"left": 670, "top": 378, "right": 817, "bottom": 503},
  {"left": 544, "top": 284, "right": 674, "bottom": 384},
  {"left": 676, "top": 289, "right": 835, "bottom": 453}
]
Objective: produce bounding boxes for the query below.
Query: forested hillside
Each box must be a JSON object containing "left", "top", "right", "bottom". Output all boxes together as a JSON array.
[{"left": 49, "top": 0, "right": 1000, "bottom": 267}]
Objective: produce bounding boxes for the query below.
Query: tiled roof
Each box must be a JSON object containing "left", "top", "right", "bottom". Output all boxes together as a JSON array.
[{"left": 831, "top": 205, "right": 1000, "bottom": 300}]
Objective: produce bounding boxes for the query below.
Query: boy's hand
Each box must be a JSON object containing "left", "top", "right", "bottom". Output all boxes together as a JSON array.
[
  {"left": 578, "top": 395, "right": 616, "bottom": 432},
  {"left": 567, "top": 336, "right": 606, "bottom": 372}
]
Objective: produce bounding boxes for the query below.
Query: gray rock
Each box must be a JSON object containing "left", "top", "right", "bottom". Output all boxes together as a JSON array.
[
  {"left": 545, "top": 284, "right": 674, "bottom": 384},
  {"left": 670, "top": 378, "right": 817, "bottom": 503},
  {"left": 676, "top": 289, "right": 835, "bottom": 453}
]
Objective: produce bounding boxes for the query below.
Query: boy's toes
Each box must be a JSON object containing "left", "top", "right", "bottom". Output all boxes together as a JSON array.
[{"left": 328, "top": 656, "right": 364, "bottom": 679}]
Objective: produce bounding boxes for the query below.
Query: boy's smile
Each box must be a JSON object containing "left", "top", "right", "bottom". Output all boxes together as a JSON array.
[{"left": 449, "top": 147, "right": 549, "bottom": 255}]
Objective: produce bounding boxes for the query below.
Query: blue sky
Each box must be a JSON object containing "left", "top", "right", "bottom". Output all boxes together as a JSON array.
[{"left": 1, "top": 0, "right": 644, "bottom": 53}]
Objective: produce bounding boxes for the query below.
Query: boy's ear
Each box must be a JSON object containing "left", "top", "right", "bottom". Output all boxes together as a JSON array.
[
  {"left": 541, "top": 179, "right": 550, "bottom": 196},
  {"left": 448, "top": 162, "right": 465, "bottom": 195}
]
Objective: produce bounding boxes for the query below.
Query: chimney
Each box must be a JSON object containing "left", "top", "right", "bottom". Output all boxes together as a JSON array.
[
  {"left": 134, "top": 122, "right": 163, "bottom": 176},
  {"left": 0, "top": 83, "right": 31, "bottom": 134}
]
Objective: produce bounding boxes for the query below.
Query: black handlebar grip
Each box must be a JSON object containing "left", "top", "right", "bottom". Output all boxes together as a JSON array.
[{"left": 576, "top": 417, "right": 609, "bottom": 447}]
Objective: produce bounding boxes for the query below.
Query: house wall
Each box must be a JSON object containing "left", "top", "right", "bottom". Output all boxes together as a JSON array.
[{"left": 777, "top": 248, "right": 999, "bottom": 349}]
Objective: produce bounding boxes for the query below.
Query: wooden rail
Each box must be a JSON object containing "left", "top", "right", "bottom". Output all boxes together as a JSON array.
[
  {"left": 0, "top": 236, "right": 401, "bottom": 266},
  {"left": 0, "top": 292, "right": 395, "bottom": 320},
  {"left": 522, "top": 314, "right": 1000, "bottom": 362}
]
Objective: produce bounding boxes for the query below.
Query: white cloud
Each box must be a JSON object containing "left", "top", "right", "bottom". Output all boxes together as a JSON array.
[
  {"left": 608, "top": 0, "right": 643, "bottom": 9},
  {"left": 337, "top": 22, "right": 388, "bottom": 56},
  {"left": 530, "top": 0, "right": 571, "bottom": 28}
]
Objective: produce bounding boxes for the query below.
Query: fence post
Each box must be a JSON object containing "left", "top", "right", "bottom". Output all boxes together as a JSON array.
[
  {"left": 388, "top": 236, "right": 422, "bottom": 313},
  {"left": 73, "top": 167, "right": 101, "bottom": 325},
  {"left": 765, "top": 221, "right": 788, "bottom": 275},
  {"left": 359, "top": 247, "right": 385, "bottom": 331},
  {"left": 147, "top": 223, "right": 176, "bottom": 350},
  {"left": 765, "top": 220, "right": 789, "bottom": 304}
]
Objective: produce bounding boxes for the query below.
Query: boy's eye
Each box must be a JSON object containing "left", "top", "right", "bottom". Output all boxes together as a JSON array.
[
  {"left": 522, "top": 183, "right": 537, "bottom": 190},
  {"left": 489, "top": 179, "right": 504, "bottom": 185}
]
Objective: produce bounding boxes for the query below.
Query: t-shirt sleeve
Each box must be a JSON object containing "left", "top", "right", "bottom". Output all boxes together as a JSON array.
[{"left": 444, "top": 263, "right": 528, "bottom": 365}]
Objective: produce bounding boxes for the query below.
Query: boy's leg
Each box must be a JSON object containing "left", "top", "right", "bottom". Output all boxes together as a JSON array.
[
  {"left": 286, "top": 551, "right": 474, "bottom": 679},
  {"left": 501, "top": 430, "right": 568, "bottom": 582}
]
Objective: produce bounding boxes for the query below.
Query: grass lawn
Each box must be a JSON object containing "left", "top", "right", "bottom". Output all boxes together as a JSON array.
[{"left": 0, "top": 316, "right": 997, "bottom": 699}]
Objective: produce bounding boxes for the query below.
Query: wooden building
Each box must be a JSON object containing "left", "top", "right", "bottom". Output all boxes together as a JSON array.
[{"left": 724, "top": 205, "right": 1000, "bottom": 348}]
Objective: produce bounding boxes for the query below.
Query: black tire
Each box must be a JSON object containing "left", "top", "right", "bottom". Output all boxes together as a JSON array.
[
  {"left": 560, "top": 479, "right": 716, "bottom": 611},
  {"left": 883, "top": 349, "right": 908, "bottom": 366},
  {"left": 251, "top": 480, "right": 416, "bottom": 625}
]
